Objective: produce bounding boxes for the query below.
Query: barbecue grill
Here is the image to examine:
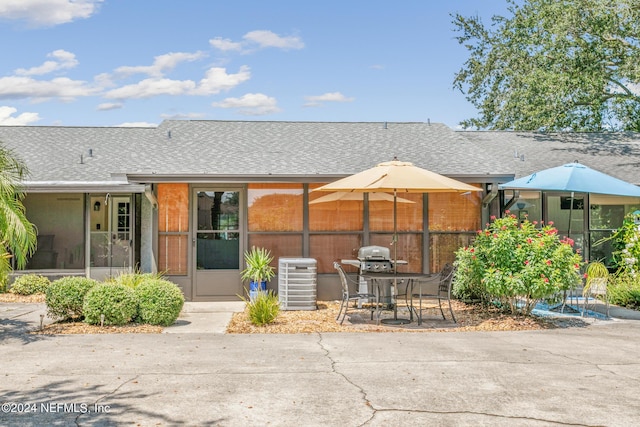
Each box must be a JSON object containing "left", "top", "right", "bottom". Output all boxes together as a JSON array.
[
  {"left": 357, "top": 245, "right": 395, "bottom": 306},
  {"left": 357, "top": 245, "right": 395, "bottom": 273}
]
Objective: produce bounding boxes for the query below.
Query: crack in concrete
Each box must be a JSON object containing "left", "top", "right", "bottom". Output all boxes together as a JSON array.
[
  {"left": 75, "top": 375, "right": 139, "bottom": 426},
  {"left": 371, "top": 408, "right": 595, "bottom": 426},
  {"left": 313, "top": 333, "right": 606, "bottom": 426},
  {"left": 316, "top": 332, "right": 377, "bottom": 426}
]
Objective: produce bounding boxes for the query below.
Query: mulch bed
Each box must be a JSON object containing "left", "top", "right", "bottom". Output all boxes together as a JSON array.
[{"left": 1, "top": 293, "right": 589, "bottom": 334}]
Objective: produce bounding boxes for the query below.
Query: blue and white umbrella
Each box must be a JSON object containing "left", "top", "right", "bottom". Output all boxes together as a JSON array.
[
  {"left": 499, "top": 162, "right": 640, "bottom": 197},
  {"left": 500, "top": 162, "right": 640, "bottom": 250}
]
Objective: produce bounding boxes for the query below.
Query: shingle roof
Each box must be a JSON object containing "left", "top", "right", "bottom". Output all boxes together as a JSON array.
[
  {"left": 458, "top": 131, "right": 640, "bottom": 185},
  {"left": 1, "top": 120, "right": 639, "bottom": 187}
]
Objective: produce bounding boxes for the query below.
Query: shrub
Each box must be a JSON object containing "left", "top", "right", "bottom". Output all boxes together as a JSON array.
[
  {"left": 453, "top": 214, "right": 583, "bottom": 315},
  {"left": 10, "top": 274, "right": 51, "bottom": 295},
  {"left": 83, "top": 283, "right": 138, "bottom": 326},
  {"left": 610, "top": 213, "right": 640, "bottom": 273},
  {"left": 135, "top": 278, "right": 184, "bottom": 326},
  {"left": 107, "top": 271, "right": 165, "bottom": 289},
  {"left": 45, "top": 277, "right": 98, "bottom": 321},
  {"left": 608, "top": 271, "right": 640, "bottom": 309},
  {"left": 240, "top": 289, "right": 280, "bottom": 326}
]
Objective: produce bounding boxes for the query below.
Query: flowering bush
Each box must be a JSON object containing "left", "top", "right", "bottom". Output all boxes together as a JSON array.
[
  {"left": 453, "top": 213, "right": 583, "bottom": 315},
  {"left": 611, "top": 213, "right": 640, "bottom": 274}
]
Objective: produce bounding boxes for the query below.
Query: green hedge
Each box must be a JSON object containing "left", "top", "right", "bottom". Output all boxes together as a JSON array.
[
  {"left": 135, "top": 278, "right": 184, "bottom": 326},
  {"left": 83, "top": 283, "right": 138, "bottom": 326},
  {"left": 10, "top": 274, "right": 51, "bottom": 295},
  {"left": 45, "top": 277, "right": 98, "bottom": 321}
]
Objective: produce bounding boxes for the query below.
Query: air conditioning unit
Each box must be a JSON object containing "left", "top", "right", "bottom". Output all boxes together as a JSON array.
[{"left": 278, "top": 258, "right": 317, "bottom": 310}]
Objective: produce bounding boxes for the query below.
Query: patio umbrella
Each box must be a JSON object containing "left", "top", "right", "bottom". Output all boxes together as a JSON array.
[
  {"left": 309, "top": 191, "right": 415, "bottom": 204},
  {"left": 314, "top": 159, "right": 481, "bottom": 324},
  {"left": 500, "top": 162, "right": 640, "bottom": 236},
  {"left": 314, "top": 159, "right": 482, "bottom": 268},
  {"left": 499, "top": 162, "right": 640, "bottom": 197}
]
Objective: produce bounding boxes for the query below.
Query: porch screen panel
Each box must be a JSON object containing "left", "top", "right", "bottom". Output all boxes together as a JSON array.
[
  {"left": 429, "top": 233, "right": 475, "bottom": 273},
  {"left": 248, "top": 184, "right": 303, "bottom": 231},
  {"left": 309, "top": 234, "right": 362, "bottom": 273},
  {"left": 369, "top": 233, "right": 423, "bottom": 273},
  {"left": 22, "top": 193, "right": 84, "bottom": 270},
  {"left": 158, "top": 183, "right": 189, "bottom": 275},
  {"left": 369, "top": 193, "right": 423, "bottom": 231},
  {"left": 309, "top": 183, "right": 363, "bottom": 231},
  {"left": 428, "top": 187, "right": 482, "bottom": 231}
]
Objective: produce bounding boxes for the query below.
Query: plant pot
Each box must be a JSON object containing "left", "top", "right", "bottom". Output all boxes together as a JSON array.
[{"left": 249, "top": 280, "right": 267, "bottom": 301}]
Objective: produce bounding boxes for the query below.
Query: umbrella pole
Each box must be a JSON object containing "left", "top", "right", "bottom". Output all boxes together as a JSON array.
[
  {"left": 561, "top": 191, "right": 575, "bottom": 313},
  {"left": 381, "top": 190, "right": 410, "bottom": 325}
]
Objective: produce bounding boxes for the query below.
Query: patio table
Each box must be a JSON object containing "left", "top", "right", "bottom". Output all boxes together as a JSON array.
[{"left": 361, "top": 273, "right": 435, "bottom": 325}]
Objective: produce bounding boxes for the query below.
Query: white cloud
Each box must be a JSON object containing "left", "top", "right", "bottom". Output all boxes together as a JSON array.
[
  {"left": 191, "top": 65, "right": 251, "bottom": 95},
  {"left": 0, "top": 106, "right": 40, "bottom": 125},
  {"left": 104, "top": 78, "right": 196, "bottom": 100},
  {"left": 116, "top": 122, "right": 157, "bottom": 128},
  {"left": 0, "top": 76, "right": 98, "bottom": 101},
  {"left": 15, "top": 49, "right": 78, "bottom": 76},
  {"left": 212, "top": 93, "right": 281, "bottom": 115},
  {"left": 303, "top": 91, "right": 355, "bottom": 107},
  {"left": 243, "top": 30, "right": 304, "bottom": 50},
  {"left": 209, "top": 37, "right": 243, "bottom": 52},
  {"left": 370, "top": 64, "right": 384, "bottom": 70},
  {"left": 210, "top": 30, "right": 304, "bottom": 53},
  {"left": 115, "top": 51, "right": 206, "bottom": 78},
  {"left": 104, "top": 65, "right": 250, "bottom": 100},
  {"left": 96, "top": 102, "right": 122, "bottom": 111},
  {"left": 0, "top": 0, "right": 102, "bottom": 27}
]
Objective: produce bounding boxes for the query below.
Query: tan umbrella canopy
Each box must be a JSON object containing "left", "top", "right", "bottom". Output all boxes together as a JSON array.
[
  {"left": 315, "top": 160, "right": 482, "bottom": 194},
  {"left": 309, "top": 191, "right": 415, "bottom": 204},
  {"left": 314, "top": 159, "right": 482, "bottom": 268}
]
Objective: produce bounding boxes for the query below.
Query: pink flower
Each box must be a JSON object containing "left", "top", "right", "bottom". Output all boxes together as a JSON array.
[
  {"left": 524, "top": 260, "right": 530, "bottom": 265},
  {"left": 505, "top": 210, "right": 511, "bottom": 214},
  {"left": 470, "top": 248, "right": 475, "bottom": 253},
  {"left": 533, "top": 221, "right": 538, "bottom": 225},
  {"left": 546, "top": 260, "right": 552, "bottom": 265},
  {"left": 548, "top": 221, "right": 554, "bottom": 226},
  {"left": 501, "top": 225, "right": 507, "bottom": 230},
  {"left": 490, "top": 215, "right": 496, "bottom": 220}
]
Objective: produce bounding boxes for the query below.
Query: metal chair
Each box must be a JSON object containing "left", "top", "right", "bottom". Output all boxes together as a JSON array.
[
  {"left": 412, "top": 263, "right": 457, "bottom": 323},
  {"left": 583, "top": 277, "right": 610, "bottom": 318},
  {"left": 334, "top": 262, "right": 379, "bottom": 325}
]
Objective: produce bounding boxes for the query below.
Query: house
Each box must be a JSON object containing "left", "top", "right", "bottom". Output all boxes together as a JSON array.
[{"left": 1, "top": 120, "right": 639, "bottom": 301}]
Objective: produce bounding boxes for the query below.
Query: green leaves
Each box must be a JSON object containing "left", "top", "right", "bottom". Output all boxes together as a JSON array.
[
  {"left": 453, "top": 0, "right": 640, "bottom": 131},
  {"left": 454, "top": 213, "right": 583, "bottom": 314}
]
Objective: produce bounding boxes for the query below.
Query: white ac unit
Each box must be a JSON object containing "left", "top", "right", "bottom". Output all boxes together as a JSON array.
[{"left": 278, "top": 258, "right": 317, "bottom": 311}]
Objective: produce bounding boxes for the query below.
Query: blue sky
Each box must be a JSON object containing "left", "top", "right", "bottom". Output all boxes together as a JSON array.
[{"left": 0, "top": 0, "right": 510, "bottom": 128}]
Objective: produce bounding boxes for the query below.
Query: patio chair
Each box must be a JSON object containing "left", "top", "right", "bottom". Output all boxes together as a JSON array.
[
  {"left": 334, "top": 262, "right": 379, "bottom": 325},
  {"left": 411, "top": 263, "right": 457, "bottom": 323},
  {"left": 583, "top": 277, "right": 610, "bottom": 318}
]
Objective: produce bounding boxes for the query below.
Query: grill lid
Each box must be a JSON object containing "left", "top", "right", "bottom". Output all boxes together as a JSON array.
[{"left": 358, "top": 245, "right": 391, "bottom": 260}]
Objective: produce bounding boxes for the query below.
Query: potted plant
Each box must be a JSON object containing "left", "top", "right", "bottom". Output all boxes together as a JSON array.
[{"left": 241, "top": 246, "right": 276, "bottom": 300}]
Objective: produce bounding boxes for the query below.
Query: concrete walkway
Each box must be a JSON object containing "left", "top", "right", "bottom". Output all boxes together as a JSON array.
[{"left": 2, "top": 301, "right": 640, "bottom": 426}]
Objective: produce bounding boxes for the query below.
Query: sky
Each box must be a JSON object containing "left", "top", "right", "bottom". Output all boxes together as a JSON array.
[{"left": 0, "top": 0, "right": 511, "bottom": 128}]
